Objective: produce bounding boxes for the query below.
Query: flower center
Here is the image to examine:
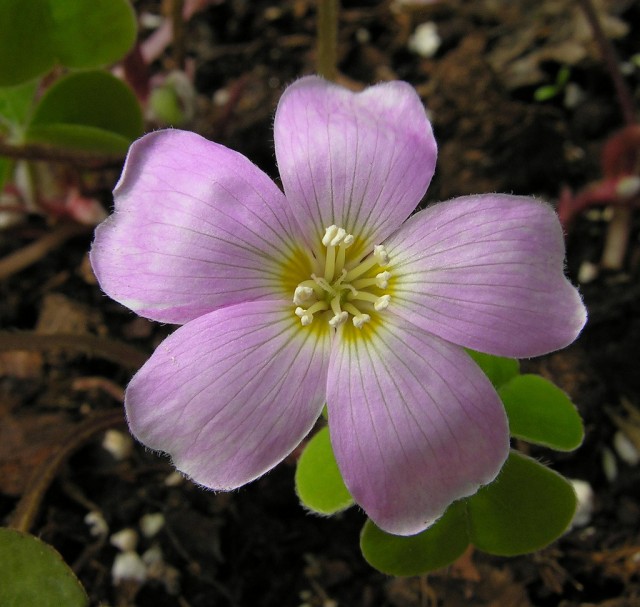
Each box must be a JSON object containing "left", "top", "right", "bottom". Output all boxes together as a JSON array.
[{"left": 293, "top": 225, "right": 392, "bottom": 329}]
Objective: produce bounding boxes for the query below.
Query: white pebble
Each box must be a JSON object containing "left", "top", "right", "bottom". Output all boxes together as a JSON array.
[
  {"left": 112, "top": 551, "right": 147, "bottom": 584},
  {"left": 577, "top": 261, "right": 599, "bottom": 284},
  {"left": 110, "top": 528, "right": 138, "bottom": 552},
  {"left": 142, "top": 544, "right": 164, "bottom": 566},
  {"left": 140, "top": 513, "right": 165, "bottom": 538},
  {"left": 408, "top": 22, "right": 441, "bottom": 58},
  {"left": 213, "top": 88, "right": 230, "bottom": 106},
  {"left": 102, "top": 430, "right": 133, "bottom": 461},
  {"left": 569, "top": 478, "right": 594, "bottom": 528},
  {"left": 85, "top": 511, "right": 109, "bottom": 537},
  {"left": 613, "top": 431, "right": 640, "bottom": 466},
  {"left": 164, "top": 471, "right": 184, "bottom": 487}
]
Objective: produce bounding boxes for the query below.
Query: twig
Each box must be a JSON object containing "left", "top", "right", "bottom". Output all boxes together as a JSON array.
[
  {"left": 0, "top": 332, "right": 148, "bottom": 370},
  {"left": 0, "top": 223, "right": 89, "bottom": 280},
  {"left": 9, "top": 409, "right": 126, "bottom": 533},
  {"left": 0, "top": 139, "right": 125, "bottom": 169}
]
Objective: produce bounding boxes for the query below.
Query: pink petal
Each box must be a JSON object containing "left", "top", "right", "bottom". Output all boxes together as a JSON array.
[
  {"left": 385, "top": 195, "right": 586, "bottom": 358},
  {"left": 125, "top": 300, "right": 331, "bottom": 489},
  {"left": 274, "top": 76, "right": 437, "bottom": 255},
  {"left": 91, "top": 130, "right": 302, "bottom": 324},
  {"left": 327, "top": 320, "right": 509, "bottom": 536}
]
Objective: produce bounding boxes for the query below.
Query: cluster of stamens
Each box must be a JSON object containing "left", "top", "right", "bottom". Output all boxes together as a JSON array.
[{"left": 293, "top": 225, "right": 392, "bottom": 329}]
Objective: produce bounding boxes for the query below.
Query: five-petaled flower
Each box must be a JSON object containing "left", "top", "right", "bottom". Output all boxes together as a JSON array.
[{"left": 91, "top": 76, "right": 586, "bottom": 536}]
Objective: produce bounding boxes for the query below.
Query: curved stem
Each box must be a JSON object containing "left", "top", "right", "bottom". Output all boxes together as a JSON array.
[{"left": 10, "top": 410, "right": 126, "bottom": 533}]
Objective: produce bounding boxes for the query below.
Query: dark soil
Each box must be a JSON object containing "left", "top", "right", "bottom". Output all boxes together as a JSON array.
[{"left": 2, "top": 0, "right": 640, "bottom": 605}]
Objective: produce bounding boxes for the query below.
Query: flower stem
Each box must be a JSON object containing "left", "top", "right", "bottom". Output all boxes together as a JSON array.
[{"left": 317, "top": 0, "right": 339, "bottom": 81}]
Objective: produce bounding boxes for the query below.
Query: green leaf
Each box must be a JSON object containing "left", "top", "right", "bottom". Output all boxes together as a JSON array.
[
  {"left": 0, "top": 80, "right": 39, "bottom": 136},
  {"left": 27, "top": 71, "right": 143, "bottom": 153},
  {"left": 50, "top": 0, "right": 137, "bottom": 70},
  {"left": 0, "top": 0, "right": 136, "bottom": 86},
  {"left": 499, "top": 374, "right": 584, "bottom": 451},
  {"left": 0, "top": 0, "right": 55, "bottom": 86},
  {"left": 360, "top": 501, "right": 469, "bottom": 576},
  {"left": 149, "top": 86, "right": 186, "bottom": 126},
  {"left": 466, "top": 350, "right": 520, "bottom": 388},
  {"left": 295, "top": 427, "right": 354, "bottom": 515},
  {"left": 534, "top": 85, "right": 560, "bottom": 102},
  {"left": 466, "top": 452, "right": 577, "bottom": 556},
  {"left": 0, "top": 528, "right": 88, "bottom": 607}
]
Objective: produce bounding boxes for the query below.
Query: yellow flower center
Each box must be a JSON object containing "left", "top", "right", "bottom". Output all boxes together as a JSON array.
[{"left": 292, "top": 225, "right": 392, "bottom": 329}]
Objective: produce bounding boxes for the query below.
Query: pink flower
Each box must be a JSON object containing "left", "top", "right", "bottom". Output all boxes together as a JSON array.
[{"left": 91, "top": 76, "right": 586, "bottom": 535}]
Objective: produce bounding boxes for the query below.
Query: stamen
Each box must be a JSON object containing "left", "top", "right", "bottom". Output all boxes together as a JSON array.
[
  {"left": 373, "top": 245, "right": 389, "bottom": 265},
  {"left": 352, "top": 314, "right": 371, "bottom": 328},
  {"left": 293, "top": 228, "right": 391, "bottom": 329},
  {"left": 295, "top": 307, "right": 313, "bottom": 326},
  {"left": 375, "top": 271, "right": 391, "bottom": 289},
  {"left": 322, "top": 225, "right": 340, "bottom": 247},
  {"left": 374, "top": 294, "right": 391, "bottom": 311},
  {"left": 347, "top": 292, "right": 391, "bottom": 311},
  {"left": 293, "top": 285, "right": 314, "bottom": 305},
  {"left": 295, "top": 300, "right": 329, "bottom": 326},
  {"left": 329, "top": 311, "right": 348, "bottom": 328},
  {"left": 324, "top": 244, "right": 336, "bottom": 282},
  {"left": 330, "top": 294, "right": 343, "bottom": 318}
]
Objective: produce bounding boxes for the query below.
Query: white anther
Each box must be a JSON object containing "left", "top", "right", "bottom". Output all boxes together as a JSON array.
[
  {"left": 295, "top": 306, "right": 313, "bottom": 326},
  {"left": 329, "top": 227, "right": 347, "bottom": 247},
  {"left": 342, "top": 234, "right": 355, "bottom": 247},
  {"left": 374, "top": 294, "right": 391, "bottom": 311},
  {"left": 375, "top": 271, "right": 391, "bottom": 289},
  {"left": 328, "top": 311, "right": 348, "bottom": 328},
  {"left": 352, "top": 314, "right": 371, "bottom": 328},
  {"left": 373, "top": 244, "right": 389, "bottom": 265},
  {"left": 322, "top": 225, "right": 339, "bottom": 246},
  {"left": 293, "top": 285, "right": 314, "bottom": 305}
]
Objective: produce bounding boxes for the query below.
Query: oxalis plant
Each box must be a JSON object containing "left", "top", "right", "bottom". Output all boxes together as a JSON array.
[
  {"left": 91, "top": 75, "right": 587, "bottom": 577},
  {"left": 0, "top": 0, "right": 590, "bottom": 603}
]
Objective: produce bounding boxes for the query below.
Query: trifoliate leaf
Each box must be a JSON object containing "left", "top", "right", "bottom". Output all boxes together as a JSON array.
[
  {"left": 466, "top": 451, "right": 577, "bottom": 556},
  {"left": 499, "top": 374, "right": 584, "bottom": 451},
  {"left": 466, "top": 350, "right": 520, "bottom": 388},
  {"left": 0, "top": 0, "right": 136, "bottom": 86},
  {"left": 0, "top": 528, "right": 88, "bottom": 607},
  {"left": 27, "top": 71, "right": 143, "bottom": 153},
  {"left": 295, "top": 427, "right": 354, "bottom": 515},
  {"left": 360, "top": 500, "right": 469, "bottom": 576}
]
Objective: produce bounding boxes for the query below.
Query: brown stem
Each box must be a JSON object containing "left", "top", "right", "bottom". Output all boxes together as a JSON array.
[
  {"left": 9, "top": 409, "right": 126, "bottom": 533},
  {"left": 0, "top": 332, "right": 148, "bottom": 370},
  {"left": 0, "top": 223, "right": 89, "bottom": 280},
  {"left": 0, "top": 139, "right": 125, "bottom": 169}
]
